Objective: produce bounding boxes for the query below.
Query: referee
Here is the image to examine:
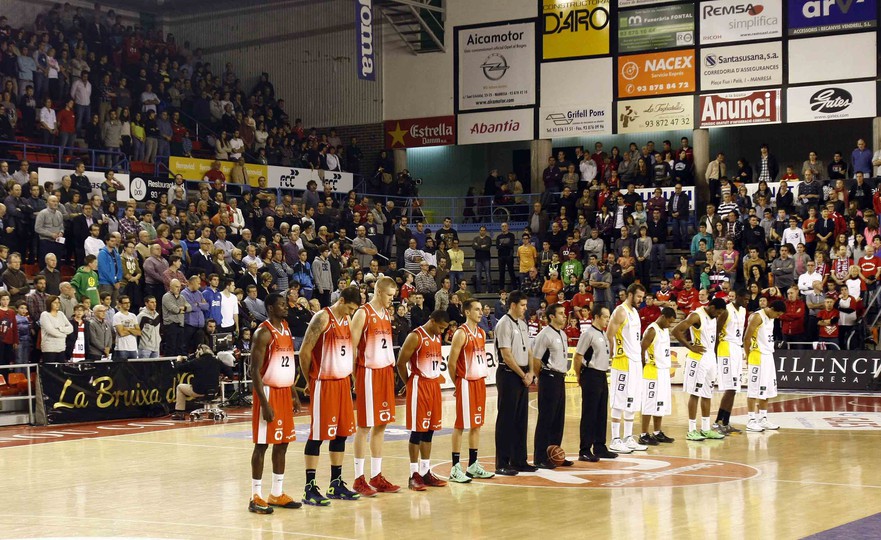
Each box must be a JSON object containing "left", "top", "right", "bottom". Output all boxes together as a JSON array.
[
  {"left": 532, "top": 303, "right": 574, "bottom": 469},
  {"left": 494, "top": 290, "right": 537, "bottom": 476},
  {"left": 573, "top": 304, "right": 618, "bottom": 462}
]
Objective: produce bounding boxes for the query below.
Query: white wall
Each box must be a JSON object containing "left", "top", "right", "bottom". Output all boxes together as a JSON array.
[
  {"left": 3, "top": 0, "right": 141, "bottom": 30},
  {"left": 381, "top": 0, "right": 536, "bottom": 121}
]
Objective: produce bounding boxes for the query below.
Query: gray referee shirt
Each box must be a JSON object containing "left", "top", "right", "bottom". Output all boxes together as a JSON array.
[
  {"left": 532, "top": 325, "right": 569, "bottom": 374},
  {"left": 575, "top": 324, "right": 610, "bottom": 371},
  {"left": 495, "top": 313, "right": 530, "bottom": 369}
]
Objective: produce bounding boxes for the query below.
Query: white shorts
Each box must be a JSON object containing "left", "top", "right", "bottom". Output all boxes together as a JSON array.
[
  {"left": 610, "top": 363, "right": 643, "bottom": 412},
  {"left": 642, "top": 368, "right": 671, "bottom": 417},
  {"left": 683, "top": 353, "right": 716, "bottom": 399},
  {"left": 717, "top": 343, "right": 743, "bottom": 392},
  {"left": 747, "top": 352, "right": 777, "bottom": 400}
]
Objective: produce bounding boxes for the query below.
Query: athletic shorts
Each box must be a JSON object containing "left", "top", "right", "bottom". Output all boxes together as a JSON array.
[
  {"left": 308, "top": 378, "right": 356, "bottom": 440},
  {"left": 252, "top": 385, "right": 296, "bottom": 445},
  {"left": 684, "top": 352, "right": 716, "bottom": 399},
  {"left": 747, "top": 351, "right": 777, "bottom": 400},
  {"left": 610, "top": 362, "right": 643, "bottom": 412},
  {"left": 717, "top": 342, "right": 744, "bottom": 392},
  {"left": 454, "top": 377, "right": 486, "bottom": 430},
  {"left": 356, "top": 364, "right": 396, "bottom": 428},
  {"left": 406, "top": 374, "right": 442, "bottom": 432},
  {"left": 642, "top": 368, "right": 672, "bottom": 417}
]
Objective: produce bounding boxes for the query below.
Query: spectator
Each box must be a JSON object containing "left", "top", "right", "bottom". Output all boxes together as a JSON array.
[
  {"left": 182, "top": 275, "right": 209, "bottom": 353},
  {"left": 852, "top": 139, "right": 872, "bottom": 175},
  {"left": 756, "top": 143, "right": 779, "bottom": 183},
  {"left": 112, "top": 295, "right": 140, "bottom": 361},
  {"left": 2, "top": 252, "right": 29, "bottom": 305},
  {"left": 162, "top": 278, "right": 190, "bottom": 356},
  {"left": 88, "top": 304, "right": 114, "bottom": 361},
  {"left": 136, "top": 295, "right": 162, "bottom": 359},
  {"left": 780, "top": 287, "right": 806, "bottom": 346},
  {"left": 40, "top": 295, "right": 73, "bottom": 362},
  {"left": 70, "top": 70, "right": 91, "bottom": 134}
]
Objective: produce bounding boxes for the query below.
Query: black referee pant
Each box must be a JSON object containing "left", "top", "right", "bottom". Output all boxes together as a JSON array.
[
  {"left": 495, "top": 366, "right": 529, "bottom": 468},
  {"left": 579, "top": 367, "right": 609, "bottom": 455},
  {"left": 533, "top": 369, "right": 565, "bottom": 464}
]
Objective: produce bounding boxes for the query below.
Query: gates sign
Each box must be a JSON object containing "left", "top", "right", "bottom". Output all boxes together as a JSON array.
[
  {"left": 786, "top": 81, "right": 876, "bottom": 123},
  {"left": 384, "top": 116, "right": 455, "bottom": 148},
  {"left": 699, "top": 89, "right": 781, "bottom": 128},
  {"left": 788, "top": 0, "right": 877, "bottom": 35}
]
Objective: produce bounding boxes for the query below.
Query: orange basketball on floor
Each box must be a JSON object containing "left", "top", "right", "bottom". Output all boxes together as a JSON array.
[{"left": 547, "top": 445, "right": 566, "bottom": 467}]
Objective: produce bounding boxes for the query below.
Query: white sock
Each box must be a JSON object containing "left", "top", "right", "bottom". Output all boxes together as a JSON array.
[
  {"left": 759, "top": 410, "right": 767, "bottom": 419},
  {"left": 688, "top": 419, "right": 697, "bottom": 432},
  {"left": 371, "top": 457, "right": 382, "bottom": 478},
  {"left": 748, "top": 411, "right": 756, "bottom": 420},
  {"left": 409, "top": 462, "right": 418, "bottom": 475},
  {"left": 701, "top": 417, "right": 711, "bottom": 431},
  {"left": 252, "top": 479, "right": 262, "bottom": 498},
  {"left": 354, "top": 457, "right": 365, "bottom": 478},
  {"left": 271, "top": 473, "right": 283, "bottom": 497},
  {"left": 653, "top": 430, "right": 661, "bottom": 436},
  {"left": 611, "top": 422, "right": 621, "bottom": 440},
  {"left": 624, "top": 421, "right": 633, "bottom": 438},
  {"left": 419, "top": 459, "right": 430, "bottom": 476}
]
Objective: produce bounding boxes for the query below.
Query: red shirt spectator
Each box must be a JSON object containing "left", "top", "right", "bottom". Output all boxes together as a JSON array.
[
  {"left": 571, "top": 289, "right": 593, "bottom": 311},
  {"left": 639, "top": 302, "right": 660, "bottom": 332},
  {"left": 780, "top": 294, "right": 806, "bottom": 337},
  {"left": 564, "top": 323, "right": 581, "bottom": 347},
  {"left": 57, "top": 107, "right": 76, "bottom": 134},
  {"left": 858, "top": 250, "right": 881, "bottom": 285},
  {"left": 817, "top": 306, "right": 839, "bottom": 339},
  {"left": 676, "top": 287, "right": 697, "bottom": 315}
]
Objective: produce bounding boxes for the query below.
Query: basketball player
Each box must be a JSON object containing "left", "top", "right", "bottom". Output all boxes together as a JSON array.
[
  {"left": 638, "top": 307, "right": 677, "bottom": 446},
  {"left": 743, "top": 300, "right": 786, "bottom": 432},
  {"left": 447, "top": 299, "right": 495, "bottom": 483},
  {"left": 397, "top": 310, "right": 450, "bottom": 491},
  {"left": 713, "top": 289, "right": 748, "bottom": 434},
  {"left": 672, "top": 297, "right": 727, "bottom": 441},
  {"left": 249, "top": 293, "right": 301, "bottom": 514},
  {"left": 350, "top": 277, "right": 401, "bottom": 497},
  {"left": 298, "top": 286, "right": 362, "bottom": 506},
  {"left": 605, "top": 283, "right": 648, "bottom": 453}
]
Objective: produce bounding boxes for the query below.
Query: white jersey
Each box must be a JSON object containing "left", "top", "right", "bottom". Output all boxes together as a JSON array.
[
  {"left": 646, "top": 322, "right": 671, "bottom": 370},
  {"left": 721, "top": 303, "right": 746, "bottom": 346},
  {"left": 752, "top": 310, "right": 775, "bottom": 355},
  {"left": 611, "top": 302, "right": 641, "bottom": 363},
  {"left": 688, "top": 307, "right": 716, "bottom": 359}
]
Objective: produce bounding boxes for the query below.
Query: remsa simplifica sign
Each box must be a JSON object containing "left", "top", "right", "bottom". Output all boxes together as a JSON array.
[
  {"left": 699, "top": 0, "right": 783, "bottom": 45},
  {"left": 786, "top": 81, "right": 876, "bottom": 123},
  {"left": 542, "top": 0, "right": 610, "bottom": 59},
  {"left": 700, "top": 41, "right": 783, "bottom": 90},
  {"left": 788, "top": 0, "right": 877, "bottom": 35},
  {"left": 699, "top": 89, "right": 781, "bottom": 128},
  {"left": 457, "top": 21, "right": 536, "bottom": 111},
  {"left": 539, "top": 104, "right": 612, "bottom": 138},
  {"left": 457, "top": 108, "right": 535, "bottom": 145}
]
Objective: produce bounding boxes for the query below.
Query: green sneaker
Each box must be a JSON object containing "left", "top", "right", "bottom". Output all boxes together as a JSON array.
[
  {"left": 686, "top": 430, "right": 706, "bottom": 441},
  {"left": 701, "top": 429, "right": 725, "bottom": 439},
  {"left": 466, "top": 462, "right": 495, "bottom": 479},
  {"left": 448, "top": 463, "right": 473, "bottom": 483}
]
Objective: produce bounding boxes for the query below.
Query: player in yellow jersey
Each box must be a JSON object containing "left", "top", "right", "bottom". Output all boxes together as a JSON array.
[
  {"left": 743, "top": 300, "right": 787, "bottom": 432},
  {"left": 639, "top": 307, "right": 677, "bottom": 446},
  {"left": 713, "top": 289, "right": 748, "bottom": 434}
]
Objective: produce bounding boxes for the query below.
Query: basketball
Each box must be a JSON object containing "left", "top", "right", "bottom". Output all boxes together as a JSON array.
[{"left": 547, "top": 445, "right": 566, "bottom": 467}]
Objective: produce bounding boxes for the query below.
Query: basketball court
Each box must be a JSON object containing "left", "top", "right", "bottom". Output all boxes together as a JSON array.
[{"left": 3, "top": 388, "right": 881, "bottom": 539}]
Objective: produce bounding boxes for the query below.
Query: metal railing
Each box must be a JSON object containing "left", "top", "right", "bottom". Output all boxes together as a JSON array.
[
  {"left": 0, "top": 364, "right": 38, "bottom": 425},
  {"left": 3, "top": 140, "right": 127, "bottom": 172}
]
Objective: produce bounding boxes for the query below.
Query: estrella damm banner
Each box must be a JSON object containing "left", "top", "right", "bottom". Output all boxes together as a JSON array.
[{"left": 542, "top": 0, "right": 610, "bottom": 60}]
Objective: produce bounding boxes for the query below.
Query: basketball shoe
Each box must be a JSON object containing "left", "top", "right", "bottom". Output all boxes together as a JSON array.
[
  {"left": 759, "top": 417, "right": 779, "bottom": 430},
  {"left": 466, "top": 462, "right": 496, "bottom": 479},
  {"left": 638, "top": 433, "right": 660, "bottom": 446},
  {"left": 701, "top": 428, "right": 725, "bottom": 439},
  {"left": 686, "top": 430, "right": 706, "bottom": 441},
  {"left": 609, "top": 438, "right": 632, "bottom": 454},
  {"left": 353, "top": 475, "right": 378, "bottom": 497},
  {"left": 422, "top": 470, "right": 448, "bottom": 487},
  {"left": 369, "top": 473, "right": 401, "bottom": 493},
  {"left": 654, "top": 431, "right": 675, "bottom": 443},
  {"left": 248, "top": 495, "right": 274, "bottom": 514},
  {"left": 448, "top": 463, "right": 473, "bottom": 483},
  {"left": 408, "top": 472, "right": 427, "bottom": 491},
  {"left": 624, "top": 435, "right": 648, "bottom": 451},
  {"left": 327, "top": 477, "right": 361, "bottom": 500},
  {"left": 302, "top": 480, "right": 331, "bottom": 506},
  {"left": 746, "top": 419, "right": 765, "bottom": 432},
  {"left": 267, "top": 493, "right": 302, "bottom": 509}
]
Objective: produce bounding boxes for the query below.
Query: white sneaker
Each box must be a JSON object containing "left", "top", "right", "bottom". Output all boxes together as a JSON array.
[
  {"left": 624, "top": 435, "right": 648, "bottom": 451},
  {"left": 759, "top": 417, "right": 779, "bottom": 430},
  {"left": 746, "top": 419, "right": 765, "bottom": 432},
  {"left": 609, "top": 438, "right": 633, "bottom": 454}
]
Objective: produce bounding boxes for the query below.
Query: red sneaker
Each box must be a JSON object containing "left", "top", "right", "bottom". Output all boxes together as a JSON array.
[
  {"left": 353, "top": 475, "right": 378, "bottom": 497},
  {"left": 369, "top": 472, "right": 401, "bottom": 493},
  {"left": 421, "top": 470, "right": 448, "bottom": 487},
  {"left": 408, "top": 472, "right": 427, "bottom": 491}
]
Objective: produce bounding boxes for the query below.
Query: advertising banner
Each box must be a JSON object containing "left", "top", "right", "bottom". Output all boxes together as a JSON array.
[
  {"left": 786, "top": 81, "right": 877, "bottom": 123},
  {"left": 776, "top": 349, "right": 878, "bottom": 391},
  {"left": 457, "top": 108, "right": 535, "bottom": 145},
  {"left": 457, "top": 21, "right": 536, "bottom": 111},
  {"left": 38, "top": 167, "right": 131, "bottom": 202},
  {"left": 699, "top": 0, "right": 783, "bottom": 45},
  {"left": 355, "top": 0, "right": 376, "bottom": 81},
  {"left": 700, "top": 41, "right": 783, "bottom": 91},
  {"left": 788, "top": 0, "right": 877, "bottom": 35},
  {"left": 168, "top": 156, "right": 268, "bottom": 186},
  {"left": 699, "top": 88, "right": 781, "bottom": 128},
  {"left": 618, "top": 3, "right": 695, "bottom": 53},
  {"left": 384, "top": 116, "right": 455, "bottom": 148},
  {"left": 540, "top": 57, "right": 612, "bottom": 106},
  {"left": 264, "top": 166, "right": 354, "bottom": 192},
  {"left": 539, "top": 103, "right": 612, "bottom": 138},
  {"left": 618, "top": 49, "right": 696, "bottom": 98},
  {"left": 788, "top": 32, "right": 876, "bottom": 84},
  {"left": 542, "top": 0, "right": 610, "bottom": 60},
  {"left": 617, "top": 95, "right": 695, "bottom": 134},
  {"left": 127, "top": 175, "right": 175, "bottom": 203},
  {"left": 635, "top": 186, "right": 696, "bottom": 211}
]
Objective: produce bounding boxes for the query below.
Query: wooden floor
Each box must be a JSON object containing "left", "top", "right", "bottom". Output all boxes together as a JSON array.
[{"left": 3, "top": 388, "right": 881, "bottom": 540}]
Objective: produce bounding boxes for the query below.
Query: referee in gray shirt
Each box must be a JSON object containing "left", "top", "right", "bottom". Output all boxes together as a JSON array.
[
  {"left": 573, "top": 304, "right": 618, "bottom": 462},
  {"left": 532, "top": 303, "right": 574, "bottom": 469}
]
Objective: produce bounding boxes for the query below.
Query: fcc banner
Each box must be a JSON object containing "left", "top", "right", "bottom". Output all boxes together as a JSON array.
[
  {"left": 39, "top": 360, "right": 180, "bottom": 424},
  {"left": 384, "top": 116, "right": 455, "bottom": 149},
  {"left": 700, "top": 41, "right": 782, "bottom": 91},
  {"left": 618, "top": 49, "right": 696, "bottom": 98},
  {"left": 38, "top": 167, "right": 131, "bottom": 202},
  {"left": 788, "top": 32, "right": 876, "bottom": 84},
  {"left": 457, "top": 108, "right": 535, "bottom": 145},
  {"left": 776, "top": 350, "right": 877, "bottom": 391},
  {"left": 128, "top": 176, "right": 175, "bottom": 203},
  {"left": 265, "top": 166, "right": 354, "bottom": 192},
  {"left": 699, "top": 0, "right": 783, "bottom": 45},
  {"left": 786, "top": 81, "right": 876, "bottom": 124},
  {"left": 355, "top": 0, "right": 376, "bottom": 81},
  {"left": 618, "top": 4, "right": 695, "bottom": 53},
  {"left": 788, "top": 0, "right": 877, "bottom": 35},
  {"left": 539, "top": 103, "right": 612, "bottom": 138},
  {"left": 168, "top": 156, "right": 268, "bottom": 186},
  {"left": 542, "top": 0, "right": 610, "bottom": 60},
  {"left": 457, "top": 21, "right": 536, "bottom": 112},
  {"left": 617, "top": 95, "right": 695, "bottom": 134},
  {"left": 699, "top": 89, "right": 781, "bottom": 128}
]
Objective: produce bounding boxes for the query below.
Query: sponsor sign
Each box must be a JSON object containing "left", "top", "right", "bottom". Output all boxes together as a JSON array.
[
  {"left": 457, "top": 21, "right": 536, "bottom": 111},
  {"left": 699, "top": 0, "right": 783, "bottom": 44},
  {"left": 542, "top": 0, "right": 610, "bottom": 60},
  {"left": 700, "top": 41, "right": 783, "bottom": 90},
  {"left": 619, "top": 0, "right": 673, "bottom": 7},
  {"left": 457, "top": 108, "right": 535, "bottom": 145},
  {"left": 618, "top": 4, "right": 695, "bottom": 53},
  {"left": 788, "top": 32, "right": 876, "bottom": 84},
  {"left": 540, "top": 57, "right": 613, "bottom": 106},
  {"left": 168, "top": 156, "right": 268, "bottom": 186},
  {"left": 635, "top": 186, "right": 696, "bottom": 211},
  {"left": 618, "top": 49, "right": 696, "bottom": 98},
  {"left": 355, "top": 0, "right": 375, "bottom": 81},
  {"left": 128, "top": 176, "right": 175, "bottom": 203},
  {"left": 384, "top": 116, "right": 455, "bottom": 148},
  {"left": 786, "top": 81, "right": 876, "bottom": 123},
  {"left": 699, "top": 88, "right": 781, "bottom": 128},
  {"left": 539, "top": 104, "right": 612, "bottom": 138},
  {"left": 731, "top": 411, "right": 881, "bottom": 430},
  {"left": 38, "top": 167, "right": 131, "bottom": 202},
  {"left": 265, "top": 166, "right": 354, "bottom": 192},
  {"left": 788, "top": 0, "right": 877, "bottom": 35},
  {"left": 776, "top": 349, "right": 878, "bottom": 391},
  {"left": 617, "top": 95, "right": 695, "bottom": 133}
]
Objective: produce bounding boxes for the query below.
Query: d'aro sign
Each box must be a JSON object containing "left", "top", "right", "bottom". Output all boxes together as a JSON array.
[
  {"left": 384, "top": 116, "right": 455, "bottom": 149},
  {"left": 542, "top": 0, "right": 610, "bottom": 59},
  {"left": 699, "top": 89, "right": 781, "bottom": 128}
]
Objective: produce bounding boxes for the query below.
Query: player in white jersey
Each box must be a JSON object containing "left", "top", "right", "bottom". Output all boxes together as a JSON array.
[
  {"left": 605, "top": 283, "right": 647, "bottom": 454},
  {"left": 743, "top": 300, "right": 787, "bottom": 432},
  {"left": 639, "top": 308, "right": 677, "bottom": 446},
  {"left": 672, "top": 298, "right": 727, "bottom": 441},
  {"left": 713, "top": 289, "right": 748, "bottom": 434}
]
